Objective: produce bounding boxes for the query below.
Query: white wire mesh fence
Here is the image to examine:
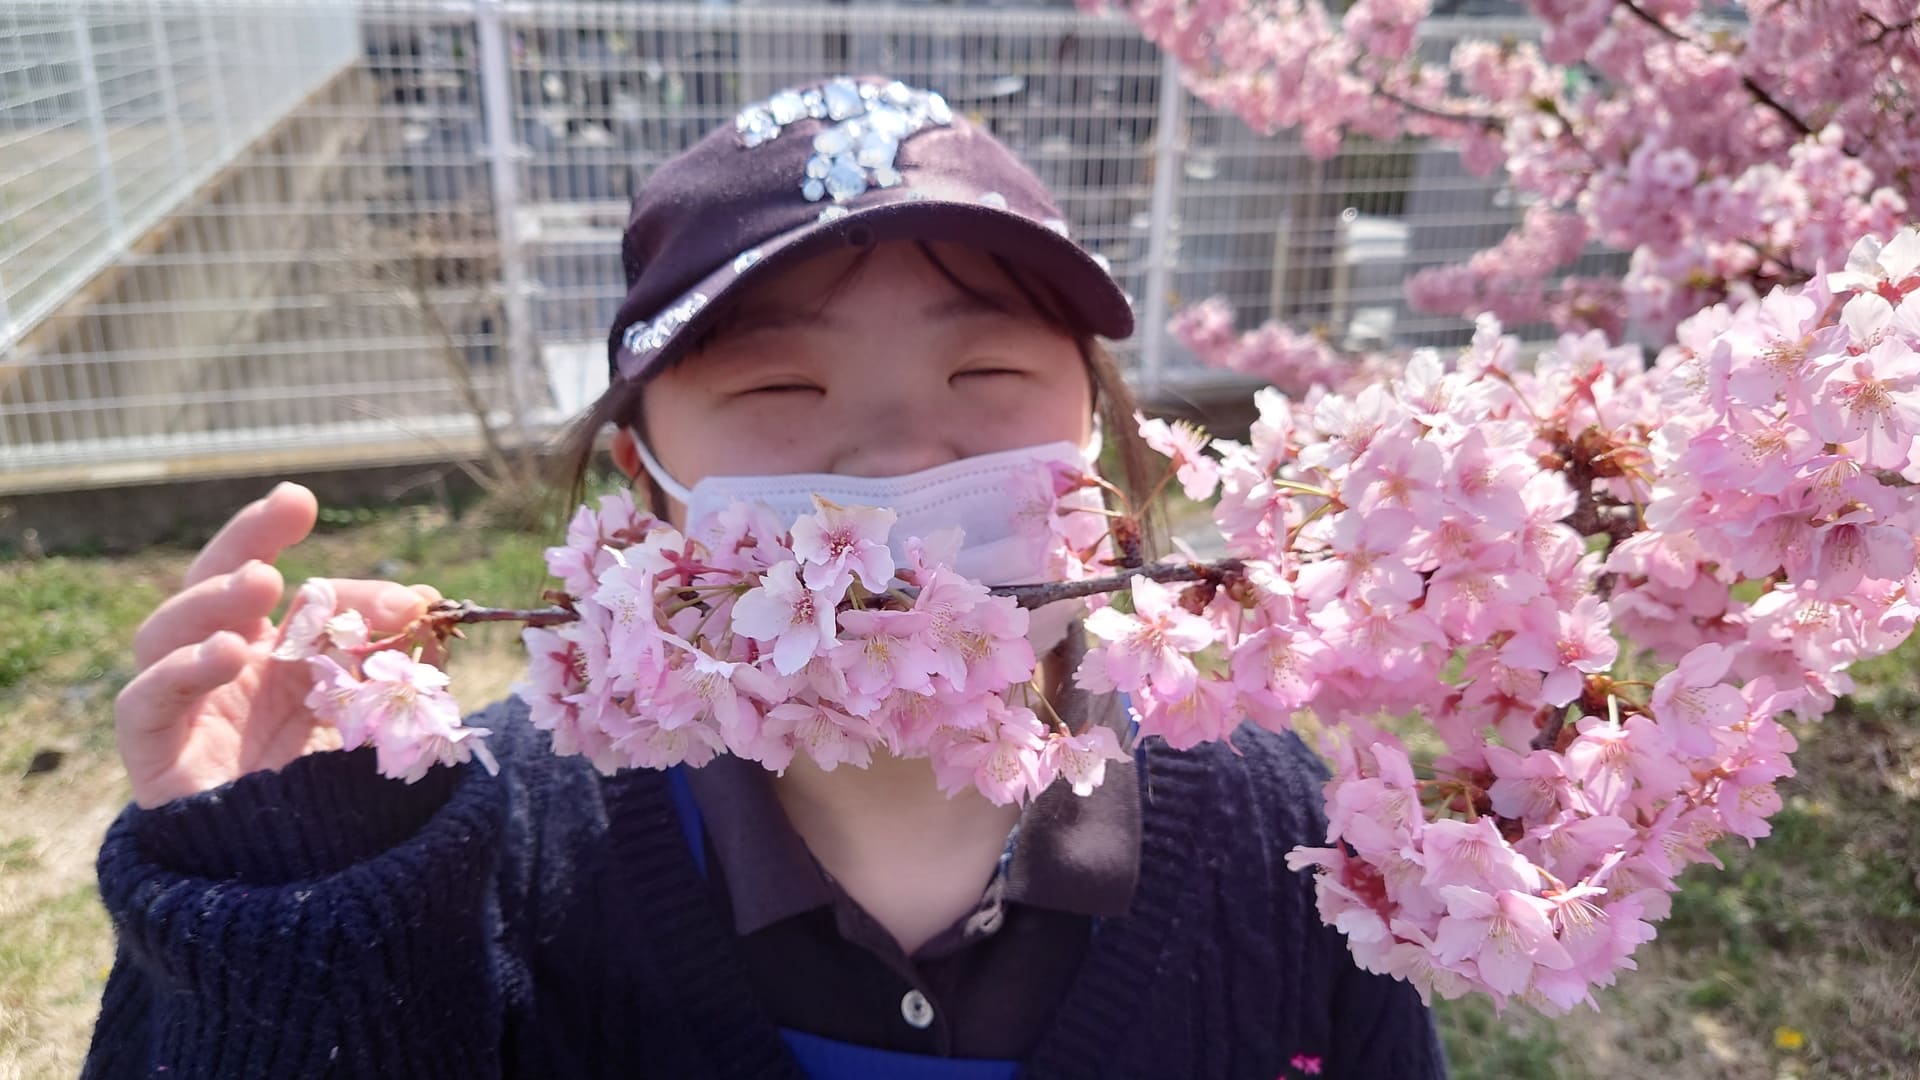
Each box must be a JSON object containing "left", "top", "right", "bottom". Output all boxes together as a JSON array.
[
  {"left": 1, "top": 1, "right": 358, "bottom": 349},
  {"left": 0, "top": 1, "right": 1614, "bottom": 493}
]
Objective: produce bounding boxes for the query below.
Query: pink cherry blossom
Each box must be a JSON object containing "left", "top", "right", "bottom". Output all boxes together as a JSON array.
[
  {"left": 666, "top": 637, "right": 776, "bottom": 736},
  {"left": 273, "top": 579, "right": 342, "bottom": 661},
  {"left": 731, "top": 560, "right": 843, "bottom": 675},
  {"left": 1500, "top": 595, "right": 1618, "bottom": 707},
  {"left": 1564, "top": 714, "right": 1690, "bottom": 814},
  {"left": 1810, "top": 337, "right": 1920, "bottom": 468},
  {"left": 1483, "top": 744, "right": 1575, "bottom": 823},
  {"left": 610, "top": 711, "right": 727, "bottom": 770},
  {"left": 1080, "top": 575, "right": 1217, "bottom": 697},
  {"left": 352, "top": 650, "right": 497, "bottom": 782},
  {"left": 1716, "top": 765, "right": 1787, "bottom": 843},
  {"left": 1528, "top": 813, "right": 1635, "bottom": 883},
  {"left": 909, "top": 567, "right": 1028, "bottom": 694},
  {"left": 1133, "top": 675, "right": 1240, "bottom": 751},
  {"left": 756, "top": 700, "right": 871, "bottom": 772},
  {"left": 1325, "top": 740, "right": 1423, "bottom": 859},
  {"left": 790, "top": 497, "right": 897, "bottom": 591},
  {"left": 1295, "top": 508, "right": 1423, "bottom": 607},
  {"left": 1648, "top": 643, "right": 1746, "bottom": 756},
  {"left": 1136, "top": 413, "right": 1221, "bottom": 501},
  {"left": 830, "top": 608, "right": 939, "bottom": 710},
  {"left": 303, "top": 654, "right": 364, "bottom": 740},
  {"left": 1373, "top": 921, "right": 1476, "bottom": 1005},
  {"left": 1041, "top": 723, "right": 1130, "bottom": 797},
  {"left": 928, "top": 698, "right": 1048, "bottom": 805},
  {"left": 1287, "top": 846, "right": 1394, "bottom": 953},
  {"left": 1827, "top": 229, "right": 1920, "bottom": 297},
  {"left": 1432, "top": 886, "right": 1574, "bottom": 997},
  {"left": 1419, "top": 817, "right": 1541, "bottom": 895},
  {"left": 1228, "top": 622, "right": 1324, "bottom": 731}
]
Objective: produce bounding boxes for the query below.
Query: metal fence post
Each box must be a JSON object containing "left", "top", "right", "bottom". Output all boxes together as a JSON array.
[
  {"left": 476, "top": 0, "right": 539, "bottom": 448},
  {"left": 0, "top": 265, "right": 14, "bottom": 353},
  {"left": 1138, "top": 48, "right": 1184, "bottom": 398},
  {"left": 197, "top": 0, "right": 233, "bottom": 156},
  {"left": 147, "top": 0, "right": 190, "bottom": 190},
  {"left": 70, "top": 7, "right": 125, "bottom": 243}
]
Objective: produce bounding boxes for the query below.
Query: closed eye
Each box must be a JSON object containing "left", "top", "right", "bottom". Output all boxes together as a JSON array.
[
  {"left": 737, "top": 383, "right": 823, "bottom": 396},
  {"left": 952, "top": 367, "right": 1026, "bottom": 380}
]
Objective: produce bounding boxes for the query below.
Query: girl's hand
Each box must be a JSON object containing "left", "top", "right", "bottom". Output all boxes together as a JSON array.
[{"left": 115, "top": 483, "right": 440, "bottom": 809}]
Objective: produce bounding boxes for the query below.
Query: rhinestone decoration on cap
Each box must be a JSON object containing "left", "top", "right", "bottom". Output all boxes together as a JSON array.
[
  {"left": 622, "top": 291, "right": 709, "bottom": 357},
  {"left": 734, "top": 77, "right": 954, "bottom": 206}
]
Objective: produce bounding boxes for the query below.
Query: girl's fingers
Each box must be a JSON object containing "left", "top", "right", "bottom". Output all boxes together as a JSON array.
[
  {"left": 132, "top": 560, "right": 284, "bottom": 669},
  {"left": 263, "top": 578, "right": 445, "bottom": 661},
  {"left": 328, "top": 579, "right": 441, "bottom": 635},
  {"left": 115, "top": 631, "right": 251, "bottom": 739},
  {"left": 183, "top": 483, "right": 319, "bottom": 590}
]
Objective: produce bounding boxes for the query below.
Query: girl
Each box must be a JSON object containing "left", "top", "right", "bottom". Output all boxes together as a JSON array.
[{"left": 88, "top": 77, "right": 1446, "bottom": 1078}]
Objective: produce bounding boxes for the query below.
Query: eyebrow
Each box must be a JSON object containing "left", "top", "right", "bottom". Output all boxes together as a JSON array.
[{"left": 731, "top": 290, "right": 1026, "bottom": 336}]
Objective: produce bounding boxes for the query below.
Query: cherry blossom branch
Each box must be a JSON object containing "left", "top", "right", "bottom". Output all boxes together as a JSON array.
[
  {"left": 425, "top": 558, "right": 1252, "bottom": 631},
  {"left": 1531, "top": 710, "right": 1569, "bottom": 753},
  {"left": 429, "top": 600, "right": 576, "bottom": 628},
  {"left": 1377, "top": 86, "right": 1504, "bottom": 132},
  {"left": 999, "top": 559, "right": 1247, "bottom": 609},
  {"left": 1615, "top": 0, "right": 1817, "bottom": 139},
  {"left": 1861, "top": 13, "right": 1919, "bottom": 48}
]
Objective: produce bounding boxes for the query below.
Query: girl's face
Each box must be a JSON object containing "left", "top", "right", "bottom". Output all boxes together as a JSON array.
[{"left": 624, "top": 241, "right": 1094, "bottom": 524}]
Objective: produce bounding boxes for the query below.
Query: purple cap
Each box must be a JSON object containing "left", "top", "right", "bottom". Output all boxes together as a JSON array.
[{"left": 608, "top": 75, "right": 1135, "bottom": 382}]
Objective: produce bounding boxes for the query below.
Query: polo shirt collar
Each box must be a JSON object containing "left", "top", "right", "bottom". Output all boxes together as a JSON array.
[{"left": 683, "top": 687, "right": 1142, "bottom": 937}]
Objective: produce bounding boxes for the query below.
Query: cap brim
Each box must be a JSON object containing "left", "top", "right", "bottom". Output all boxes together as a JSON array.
[{"left": 610, "top": 199, "right": 1134, "bottom": 381}]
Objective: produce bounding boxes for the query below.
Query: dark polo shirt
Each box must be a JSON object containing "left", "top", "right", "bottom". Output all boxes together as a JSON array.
[{"left": 681, "top": 689, "right": 1142, "bottom": 1059}]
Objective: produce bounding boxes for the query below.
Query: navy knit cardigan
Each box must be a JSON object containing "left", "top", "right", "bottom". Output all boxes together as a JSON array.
[{"left": 84, "top": 697, "right": 1447, "bottom": 1079}]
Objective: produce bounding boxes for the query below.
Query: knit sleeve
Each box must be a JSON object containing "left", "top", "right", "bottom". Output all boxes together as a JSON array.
[
  {"left": 1324, "top": 951, "right": 1449, "bottom": 1079},
  {"left": 82, "top": 738, "right": 512, "bottom": 1079}
]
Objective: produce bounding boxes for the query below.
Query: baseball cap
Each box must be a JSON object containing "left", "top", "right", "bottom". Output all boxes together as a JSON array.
[{"left": 607, "top": 75, "right": 1135, "bottom": 382}]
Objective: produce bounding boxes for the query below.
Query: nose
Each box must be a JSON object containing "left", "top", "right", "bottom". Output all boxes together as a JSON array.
[
  {"left": 829, "top": 425, "right": 960, "bottom": 478},
  {"left": 827, "top": 392, "right": 961, "bottom": 478}
]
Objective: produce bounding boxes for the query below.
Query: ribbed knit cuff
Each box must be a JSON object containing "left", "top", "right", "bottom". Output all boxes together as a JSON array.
[
  {"left": 94, "top": 741, "right": 509, "bottom": 1077},
  {"left": 130, "top": 746, "right": 462, "bottom": 884}
]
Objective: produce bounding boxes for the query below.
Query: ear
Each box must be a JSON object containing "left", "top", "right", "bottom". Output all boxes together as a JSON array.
[{"left": 610, "top": 426, "right": 643, "bottom": 481}]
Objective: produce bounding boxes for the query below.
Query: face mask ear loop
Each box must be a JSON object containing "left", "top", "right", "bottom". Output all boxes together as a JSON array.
[{"left": 630, "top": 433, "right": 695, "bottom": 507}]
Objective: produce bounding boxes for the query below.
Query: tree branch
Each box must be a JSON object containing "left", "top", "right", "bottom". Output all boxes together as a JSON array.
[
  {"left": 1862, "top": 13, "right": 1920, "bottom": 48},
  {"left": 431, "top": 600, "right": 577, "bottom": 627},
  {"left": 1000, "top": 559, "right": 1247, "bottom": 608},
  {"left": 1530, "top": 711, "right": 1567, "bottom": 752},
  {"left": 1378, "top": 87, "right": 1505, "bottom": 133},
  {"left": 428, "top": 559, "right": 1252, "bottom": 630},
  {"left": 1615, "top": 0, "right": 1817, "bottom": 139}
]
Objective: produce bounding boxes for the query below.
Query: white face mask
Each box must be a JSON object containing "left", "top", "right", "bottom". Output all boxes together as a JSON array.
[{"left": 633, "top": 432, "right": 1105, "bottom": 656}]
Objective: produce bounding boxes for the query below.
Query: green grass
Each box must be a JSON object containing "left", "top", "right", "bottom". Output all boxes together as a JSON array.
[
  {"left": 1436, "top": 995, "right": 1569, "bottom": 1080},
  {"left": 0, "top": 558, "right": 163, "bottom": 692}
]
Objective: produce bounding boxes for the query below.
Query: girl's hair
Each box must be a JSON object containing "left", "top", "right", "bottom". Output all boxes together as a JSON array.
[{"left": 556, "top": 241, "right": 1160, "bottom": 544}]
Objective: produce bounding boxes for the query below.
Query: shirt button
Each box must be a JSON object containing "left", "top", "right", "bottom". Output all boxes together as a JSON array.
[{"left": 900, "top": 988, "right": 936, "bottom": 1030}]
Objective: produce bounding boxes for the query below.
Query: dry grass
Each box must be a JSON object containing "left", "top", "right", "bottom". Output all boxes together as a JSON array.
[{"left": 0, "top": 549, "right": 181, "bottom": 1080}]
